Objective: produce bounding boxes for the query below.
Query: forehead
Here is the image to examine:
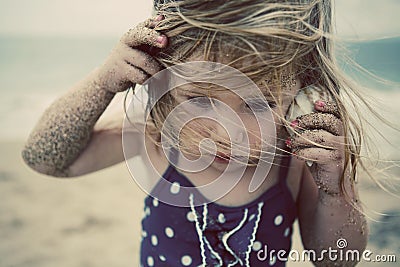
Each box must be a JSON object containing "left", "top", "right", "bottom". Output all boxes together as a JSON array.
[
  {"left": 165, "top": 49, "right": 299, "bottom": 100},
  {"left": 172, "top": 52, "right": 296, "bottom": 94}
]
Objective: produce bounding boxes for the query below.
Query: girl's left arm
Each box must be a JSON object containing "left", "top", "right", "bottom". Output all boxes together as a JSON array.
[
  {"left": 296, "top": 164, "right": 368, "bottom": 266},
  {"left": 288, "top": 100, "right": 368, "bottom": 266}
]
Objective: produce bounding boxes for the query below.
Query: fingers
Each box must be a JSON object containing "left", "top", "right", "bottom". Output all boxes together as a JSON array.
[
  {"left": 122, "top": 27, "right": 167, "bottom": 48},
  {"left": 314, "top": 100, "right": 340, "bottom": 118},
  {"left": 121, "top": 16, "right": 168, "bottom": 48},
  {"left": 287, "top": 130, "right": 344, "bottom": 163},
  {"left": 122, "top": 62, "right": 150, "bottom": 85},
  {"left": 287, "top": 129, "right": 344, "bottom": 151},
  {"left": 119, "top": 45, "right": 162, "bottom": 76},
  {"left": 293, "top": 147, "right": 342, "bottom": 163},
  {"left": 97, "top": 16, "right": 167, "bottom": 92},
  {"left": 118, "top": 16, "right": 166, "bottom": 85},
  {"left": 292, "top": 112, "right": 343, "bottom": 136},
  {"left": 139, "top": 15, "right": 164, "bottom": 29},
  {"left": 285, "top": 98, "right": 345, "bottom": 193},
  {"left": 285, "top": 98, "right": 345, "bottom": 164}
]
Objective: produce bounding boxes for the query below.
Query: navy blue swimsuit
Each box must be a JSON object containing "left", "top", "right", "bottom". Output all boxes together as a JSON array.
[{"left": 140, "top": 155, "right": 297, "bottom": 266}]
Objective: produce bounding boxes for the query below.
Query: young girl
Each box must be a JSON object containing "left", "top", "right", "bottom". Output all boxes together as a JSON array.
[{"left": 22, "top": 0, "right": 369, "bottom": 266}]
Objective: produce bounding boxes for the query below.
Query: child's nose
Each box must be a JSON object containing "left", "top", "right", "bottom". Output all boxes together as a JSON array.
[{"left": 212, "top": 118, "right": 246, "bottom": 144}]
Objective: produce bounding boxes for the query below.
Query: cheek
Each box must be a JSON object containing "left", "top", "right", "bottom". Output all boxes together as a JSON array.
[
  {"left": 242, "top": 115, "right": 276, "bottom": 148},
  {"left": 244, "top": 121, "right": 261, "bottom": 145},
  {"left": 176, "top": 122, "right": 206, "bottom": 159},
  {"left": 178, "top": 119, "right": 213, "bottom": 151},
  {"left": 267, "top": 113, "right": 290, "bottom": 144},
  {"left": 179, "top": 115, "right": 280, "bottom": 150},
  {"left": 183, "top": 119, "right": 212, "bottom": 138}
]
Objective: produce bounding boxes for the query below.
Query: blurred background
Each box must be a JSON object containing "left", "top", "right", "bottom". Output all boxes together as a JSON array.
[{"left": 0, "top": 0, "right": 399, "bottom": 266}]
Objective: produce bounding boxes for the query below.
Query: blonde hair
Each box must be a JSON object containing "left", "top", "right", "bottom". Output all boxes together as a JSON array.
[{"left": 134, "top": 0, "right": 388, "bottom": 205}]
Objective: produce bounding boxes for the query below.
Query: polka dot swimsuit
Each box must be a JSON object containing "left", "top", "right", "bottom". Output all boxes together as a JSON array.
[{"left": 140, "top": 155, "right": 297, "bottom": 266}]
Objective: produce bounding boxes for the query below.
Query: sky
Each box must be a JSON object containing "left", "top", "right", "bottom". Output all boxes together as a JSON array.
[{"left": 0, "top": 0, "right": 399, "bottom": 39}]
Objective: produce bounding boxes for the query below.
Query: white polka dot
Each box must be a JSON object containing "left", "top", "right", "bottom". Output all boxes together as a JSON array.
[
  {"left": 269, "top": 255, "right": 276, "bottom": 266},
  {"left": 274, "top": 214, "right": 283, "bottom": 226},
  {"left": 153, "top": 198, "right": 159, "bottom": 207},
  {"left": 165, "top": 227, "right": 174, "bottom": 238},
  {"left": 144, "top": 207, "right": 151, "bottom": 217},
  {"left": 218, "top": 213, "right": 226, "bottom": 224},
  {"left": 249, "top": 214, "right": 256, "bottom": 221},
  {"left": 147, "top": 256, "right": 154, "bottom": 266},
  {"left": 159, "top": 255, "right": 166, "bottom": 261},
  {"left": 141, "top": 231, "right": 147, "bottom": 238},
  {"left": 151, "top": 235, "right": 158, "bottom": 246},
  {"left": 187, "top": 211, "right": 196, "bottom": 222},
  {"left": 284, "top": 227, "right": 290, "bottom": 237},
  {"left": 170, "top": 182, "right": 181, "bottom": 194},
  {"left": 181, "top": 255, "right": 192, "bottom": 266},
  {"left": 252, "top": 241, "right": 262, "bottom": 251}
]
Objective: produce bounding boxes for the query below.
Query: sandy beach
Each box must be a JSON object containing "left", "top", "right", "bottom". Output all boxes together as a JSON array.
[
  {"left": 1, "top": 137, "right": 399, "bottom": 266},
  {"left": 0, "top": 141, "right": 145, "bottom": 266}
]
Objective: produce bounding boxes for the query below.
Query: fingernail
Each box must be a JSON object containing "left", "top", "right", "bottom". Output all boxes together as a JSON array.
[
  {"left": 157, "top": 35, "right": 166, "bottom": 44},
  {"left": 285, "top": 138, "right": 292, "bottom": 147},
  {"left": 290, "top": 120, "right": 299, "bottom": 128},
  {"left": 315, "top": 100, "right": 325, "bottom": 108},
  {"left": 155, "top": 15, "right": 164, "bottom": 21}
]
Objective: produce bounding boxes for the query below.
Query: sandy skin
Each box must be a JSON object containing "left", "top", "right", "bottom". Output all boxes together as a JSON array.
[{"left": 22, "top": 16, "right": 168, "bottom": 177}]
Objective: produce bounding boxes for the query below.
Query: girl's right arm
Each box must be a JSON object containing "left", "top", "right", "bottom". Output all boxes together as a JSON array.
[{"left": 22, "top": 16, "right": 168, "bottom": 177}]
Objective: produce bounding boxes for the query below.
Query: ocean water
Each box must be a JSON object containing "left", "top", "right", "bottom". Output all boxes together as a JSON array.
[
  {"left": 0, "top": 36, "right": 116, "bottom": 140},
  {"left": 340, "top": 38, "right": 400, "bottom": 84},
  {"left": 0, "top": 35, "right": 399, "bottom": 140}
]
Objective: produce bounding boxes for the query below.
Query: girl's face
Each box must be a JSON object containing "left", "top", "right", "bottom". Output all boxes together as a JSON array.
[{"left": 170, "top": 78, "right": 300, "bottom": 173}]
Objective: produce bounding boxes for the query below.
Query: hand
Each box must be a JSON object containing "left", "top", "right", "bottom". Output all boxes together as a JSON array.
[
  {"left": 286, "top": 100, "right": 346, "bottom": 195},
  {"left": 95, "top": 15, "right": 168, "bottom": 93}
]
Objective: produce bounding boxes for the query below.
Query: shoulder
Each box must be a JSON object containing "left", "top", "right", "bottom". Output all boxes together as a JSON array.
[{"left": 123, "top": 133, "right": 170, "bottom": 193}]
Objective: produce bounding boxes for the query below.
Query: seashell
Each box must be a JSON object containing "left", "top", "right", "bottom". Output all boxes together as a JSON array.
[
  {"left": 285, "top": 85, "right": 333, "bottom": 125},
  {"left": 285, "top": 85, "right": 334, "bottom": 167}
]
